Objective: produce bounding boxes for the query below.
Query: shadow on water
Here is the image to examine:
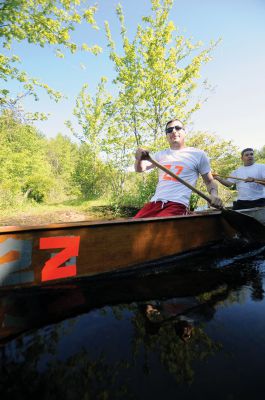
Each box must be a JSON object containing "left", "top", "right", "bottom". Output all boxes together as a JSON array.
[{"left": 1, "top": 244, "right": 265, "bottom": 399}]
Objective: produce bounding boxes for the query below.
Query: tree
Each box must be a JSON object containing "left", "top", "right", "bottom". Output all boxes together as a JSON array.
[
  {"left": 104, "top": 0, "right": 219, "bottom": 147},
  {"left": 0, "top": 110, "right": 55, "bottom": 205},
  {"left": 66, "top": 78, "right": 114, "bottom": 198},
  {"left": 255, "top": 145, "right": 265, "bottom": 164},
  {"left": 69, "top": 0, "right": 223, "bottom": 204},
  {"left": 46, "top": 133, "right": 79, "bottom": 197},
  {"left": 0, "top": 0, "right": 101, "bottom": 112},
  {"left": 72, "top": 142, "right": 109, "bottom": 198},
  {"left": 186, "top": 131, "right": 239, "bottom": 209}
]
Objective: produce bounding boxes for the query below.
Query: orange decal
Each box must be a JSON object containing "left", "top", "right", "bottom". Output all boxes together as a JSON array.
[
  {"left": 0, "top": 238, "right": 33, "bottom": 287},
  {"left": 40, "top": 236, "right": 80, "bottom": 282},
  {"left": 0, "top": 250, "right": 20, "bottom": 264},
  {"left": 162, "top": 164, "right": 184, "bottom": 181}
]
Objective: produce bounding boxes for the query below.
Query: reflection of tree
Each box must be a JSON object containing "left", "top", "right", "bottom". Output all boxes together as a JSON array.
[
  {"left": 0, "top": 319, "right": 133, "bottom": 400},
  {"left": 42, "top": 353, "right": 132, "bottom": 400},
  {"left": 128, "top": 256, "right": 265, "bottom": 385},
  {"left": 249, "top": 267, "right": 264, "bottom": 301},
  {"left": 131, "top": 302, "right": 222, "bottom": 384},
  {"left": 1, "top": 351, "right": 132, "bottom": 399},
  {"left": 251, "top": 276, "right": 264, "bottom": 301}
]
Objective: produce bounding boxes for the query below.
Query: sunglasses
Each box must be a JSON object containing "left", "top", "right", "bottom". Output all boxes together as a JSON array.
[
  {"left": 166, "top": 125, "right": 183, "bottom": 134},
  {"left": 244, "top": 152, "right": 254, "bottom": 156}
]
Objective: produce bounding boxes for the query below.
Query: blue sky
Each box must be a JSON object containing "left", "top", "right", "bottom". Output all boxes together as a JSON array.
[{"left": 5, "top": 0, "right": 265, "bottom": 150}]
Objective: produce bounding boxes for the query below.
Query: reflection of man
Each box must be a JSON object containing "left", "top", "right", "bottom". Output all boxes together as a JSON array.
[
  {"left": 175, "top": 320, "right": 193, "bottom": 343},
  {"left": 143, "top": 300, "right": 196, "bottom": 341},
  {"left": 214, "top": 148, "right": 265, "bottom": 210}
]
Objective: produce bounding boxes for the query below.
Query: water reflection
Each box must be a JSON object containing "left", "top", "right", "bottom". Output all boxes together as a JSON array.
[
  {"left": 1, "top": 247, "right": 265, "bottom": 399},
  {"left": 131, "top": 297, "right": 222, "bottom": 384}
]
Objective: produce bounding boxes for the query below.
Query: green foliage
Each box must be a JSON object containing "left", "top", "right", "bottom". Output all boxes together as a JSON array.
[
  {"left": 255, "top": 145, "right": 265, "bottom": 164},
  {"left": 186, "top": 131, "right": 239, "bottom": 175},
  {"left": 46, "top": 133, "right": 79, "bottom": 197},
  {"left": 72, "top": 143, "right": 110, "bottom": 199},
  {"left": 189, "top": 193, "right": 200, "bottom": 211},
  {"left": 186, "top": 131, "right": 239, "bottom": 207},
  {"left": 66, "top": 78, "right": 114, "bottom": 146},
  {"left": 0, "top": 0, "right": 100, "bottom": 111},
  {"left": 0, "top": 181, "right": 27, "bottom": 209},
  {"left": 67, "top": 79, "right": 122, "bottom": 199},
  {"left": 0, "top": 111, "right": 81, "bottom": 209},
  {"left": 107, "top": 169, "right": 158, "bottom": 212},
  {"left": 0, "top": 111, "right": 54, "bottom": 205},
  {"left": 22, "top": 174, "right": 56, "bottom": 203},
  {"left": 104, "top": 0, "right": 219, "bottom": 147}
]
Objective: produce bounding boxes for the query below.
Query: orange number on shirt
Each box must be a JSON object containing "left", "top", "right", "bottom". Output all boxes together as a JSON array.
[{"left": 162, "top": 165, "right": 184, "bottom": 181}]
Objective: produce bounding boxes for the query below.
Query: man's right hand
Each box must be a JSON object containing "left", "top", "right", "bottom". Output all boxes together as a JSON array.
[
  {"left": 212, "top": 173, "right": 219, "bottom": 178},
  {"left": 209, "top": 194, "right": 223, "bottom": 209},
  {"left": 134, "top": 148, "right": 153, "bottom": 172},
  {"left": 135, "top": 148, "right": 150, "bottom": 161}
]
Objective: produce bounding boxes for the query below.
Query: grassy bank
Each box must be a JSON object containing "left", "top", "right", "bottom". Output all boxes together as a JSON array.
[{"left": 0, "top": 198, "right": 139, "bottom": 226}]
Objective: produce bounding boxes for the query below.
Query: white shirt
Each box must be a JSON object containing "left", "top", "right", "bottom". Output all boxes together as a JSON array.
[
  {"left": 227, "top": 163, "right": 265, "bottom": 200},
  {"left": 150, "top": 147, "right": 211, "bottom": 207}
]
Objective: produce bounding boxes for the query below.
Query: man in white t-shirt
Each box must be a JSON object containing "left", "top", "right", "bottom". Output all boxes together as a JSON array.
[
  {"left": 133, "top": 118, "right": 223, "bottom": 218},
  {"left": 214, "top": 148, "right": 265, "bottom": 210}
]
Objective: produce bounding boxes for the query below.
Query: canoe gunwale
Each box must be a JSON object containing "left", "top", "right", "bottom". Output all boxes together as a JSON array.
[{"left": 0, "top": 210, "right": 222, "bottom": 234}]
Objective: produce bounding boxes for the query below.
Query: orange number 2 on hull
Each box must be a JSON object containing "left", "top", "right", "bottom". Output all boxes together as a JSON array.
[{"left": 40, "top": 236, "right": 80, "bottom": 282}]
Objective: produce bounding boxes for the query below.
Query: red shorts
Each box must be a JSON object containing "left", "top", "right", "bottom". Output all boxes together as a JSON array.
[{"left": 133, "top": 201, "right": 188, "bottom": 218}]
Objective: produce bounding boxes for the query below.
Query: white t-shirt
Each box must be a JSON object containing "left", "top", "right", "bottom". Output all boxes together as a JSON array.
[
  {"left": 227, "top": 163, "right": 265, "bottom": 200},
  {"left": 149, "top": 147, "right": 211, "bottom": 207}
]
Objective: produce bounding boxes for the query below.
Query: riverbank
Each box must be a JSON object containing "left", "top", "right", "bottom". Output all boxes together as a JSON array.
[{"left": 0, "top": 199, "right": 139, "bottom": 226}]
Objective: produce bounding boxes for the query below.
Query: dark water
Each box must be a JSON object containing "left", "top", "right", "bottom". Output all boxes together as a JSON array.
[{"left": 1, "top": 245, "right": 265, "bottom": 400}]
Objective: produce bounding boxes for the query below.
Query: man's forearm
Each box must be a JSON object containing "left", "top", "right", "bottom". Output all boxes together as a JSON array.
[
  {"left": 134, "top": 148, "right": 152, "bottom": 172},
  {"left": 214, "top": 176, "right": 234, "bottom": 188},
  {"left": 202, "top": 173, "right": 223, "bottom": 208},
  {"left": 135, "top": 159, "right": 146, "bottom": 172},
  {"left": 205, "top": 180, "right": 219, "bottom": 196}
]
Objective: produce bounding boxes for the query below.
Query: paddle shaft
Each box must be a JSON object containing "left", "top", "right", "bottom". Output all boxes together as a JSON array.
[
  {"left": 147, "top": 155, "right": 212, "bottom": 204},
  {"left": 217, "top": 175, "right": 265, "bottom": 186}
]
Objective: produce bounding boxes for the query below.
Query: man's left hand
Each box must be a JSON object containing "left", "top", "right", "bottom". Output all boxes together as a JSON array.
[
  {"left": 245, "top": 177, "right": 255, "bottom": 183},
  {"left": 209, "top": 195, "right": 223, "bottom": 209}
]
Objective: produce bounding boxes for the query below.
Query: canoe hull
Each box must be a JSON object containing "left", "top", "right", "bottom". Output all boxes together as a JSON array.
[
  {"left": 0, "top": 207, "right": 264, "bottom": 291},
  {"left": 0, "top": 212, "right": 234, "bottom": 290}
]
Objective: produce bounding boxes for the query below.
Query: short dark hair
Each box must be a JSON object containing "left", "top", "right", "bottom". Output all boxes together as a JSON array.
[
  {"left": 241, "top": 148, "right": 254, "bottom": 157},
  {"left": 165, "top": 118, "right": 184, "bottom": 132}
]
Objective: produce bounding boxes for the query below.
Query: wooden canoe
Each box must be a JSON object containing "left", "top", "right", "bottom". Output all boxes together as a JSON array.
[{"left": 0, "top": 207, "right": 264, "bottom": 291}]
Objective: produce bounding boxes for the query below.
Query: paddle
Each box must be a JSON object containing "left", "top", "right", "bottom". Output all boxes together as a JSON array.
[
  {"left": 214, "top": 174, "right": 265, "bottom": 186},
  {"left": 145, "top": 154, "right": 265, "bottom": 242}
]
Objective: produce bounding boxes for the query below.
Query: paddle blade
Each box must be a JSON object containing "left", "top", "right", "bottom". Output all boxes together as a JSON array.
[{"left": 222, "top": 209, "right": 265, "bottom": 242}]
